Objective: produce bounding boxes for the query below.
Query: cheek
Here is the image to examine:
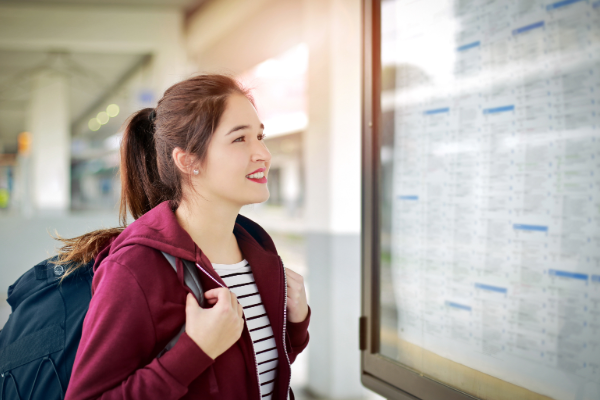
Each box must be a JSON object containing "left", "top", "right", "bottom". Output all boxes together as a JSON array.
[
  {"left": 205, "top": 150, "right": 246, "bottom": 183},
  {"left": 207, "top": 164, "right": 237, "bottom": 185}
]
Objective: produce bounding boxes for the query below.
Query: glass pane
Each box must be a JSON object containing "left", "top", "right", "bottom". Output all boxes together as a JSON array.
[{"left": 379, "top": 0, "right": 600, "bottom": 399}]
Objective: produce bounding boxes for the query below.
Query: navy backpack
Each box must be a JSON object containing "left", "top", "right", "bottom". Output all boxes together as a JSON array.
[{"left": 0, "top": 254, "right": 203, "bottom": 400}]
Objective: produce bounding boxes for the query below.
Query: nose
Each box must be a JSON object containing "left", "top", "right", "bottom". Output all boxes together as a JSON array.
[{"left": 251, "top": 139, "right": 271, "bottom": 164}]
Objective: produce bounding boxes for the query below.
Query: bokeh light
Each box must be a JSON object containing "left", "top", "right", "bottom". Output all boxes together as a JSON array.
[
  {"left": 107, "top": 104, "right": 120, "bottom": 117},
  {"left": 88, "top": 118, "right": 101, "bottom": 131},
  {"left": 97, "top": 111, "right": 109, "bottom": 125},
  {"left": 17, "top": 131, "right": 32, "bottom": 155}
]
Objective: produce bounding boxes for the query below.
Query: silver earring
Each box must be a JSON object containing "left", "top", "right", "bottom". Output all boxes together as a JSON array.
[{"left": 193, "top": 169, "right": 199, "bottom": 175}]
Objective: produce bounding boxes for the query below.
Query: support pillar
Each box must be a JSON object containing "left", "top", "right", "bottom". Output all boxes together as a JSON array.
[
  {"left": 27, "top": 70, "right": 71, "bottom": 214},
  {"left": 302, "top": 0, "right": 364, "bottom": 397}
]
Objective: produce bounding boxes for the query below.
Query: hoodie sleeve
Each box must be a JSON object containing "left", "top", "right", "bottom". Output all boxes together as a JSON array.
[
  {"left": 285, "top": 306, "right": 311, "bottom": 364},
  {"left": 65, "top": 260, "right": 214, "bottom": 400}
]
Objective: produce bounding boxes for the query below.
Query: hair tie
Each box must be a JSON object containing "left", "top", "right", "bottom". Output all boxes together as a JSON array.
[{"left": 148, "top": 109, "right": 156, "bottom": 122}]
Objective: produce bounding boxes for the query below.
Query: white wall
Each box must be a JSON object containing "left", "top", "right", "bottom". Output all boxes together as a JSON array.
[{"left": 186, "top": 0, "right": 303, "bottom": 76}]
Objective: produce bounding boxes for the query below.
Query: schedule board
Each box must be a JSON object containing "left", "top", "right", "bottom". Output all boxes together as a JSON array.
[{"left": 379, "top": 0, "right": 600, "bottom": 399}]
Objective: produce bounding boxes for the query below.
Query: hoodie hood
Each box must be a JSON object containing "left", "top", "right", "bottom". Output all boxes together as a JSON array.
[{"left": 94, "top": 201, "right": 278, "bottom": 272}]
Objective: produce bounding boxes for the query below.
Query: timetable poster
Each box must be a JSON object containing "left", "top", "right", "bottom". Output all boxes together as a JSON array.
[{"left": 382, "top": 0, "right": 600, "bottom": 399}]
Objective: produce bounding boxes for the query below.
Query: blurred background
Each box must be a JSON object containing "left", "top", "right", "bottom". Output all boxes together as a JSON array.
[{"left": 0, "top": 0, "right": 375, "bottom": 399}]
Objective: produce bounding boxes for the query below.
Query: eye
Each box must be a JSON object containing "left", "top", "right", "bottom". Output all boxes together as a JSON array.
[
  {"left": 233, "top": 135, "right": 245, "bottom": 143},
  {"left": 258, "top": 133, "right": 266, "bottom": 140}
]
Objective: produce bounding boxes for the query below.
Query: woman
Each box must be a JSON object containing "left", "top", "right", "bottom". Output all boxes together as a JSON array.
[{"left": 61, "top": 75, "right": 310, "bottom": 400}]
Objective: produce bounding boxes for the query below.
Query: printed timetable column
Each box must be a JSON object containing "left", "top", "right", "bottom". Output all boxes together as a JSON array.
[
  {"left": 544, "top": 270, "right": 590, "bottom": 376},
  {"left": 421, "top": 105, "right": 454, "bottom": 349},
  {"left": 506, "top": 224, "right": 549, "bottom": 363},
  {"left": 590, "top": 275, "right": 600, "bottom": 381},
  {"left": 479, "top": 103, "right": 515, "bottom": 282},
  {"left": 391, "top": 102, "right": 425, "bottom": 345}
]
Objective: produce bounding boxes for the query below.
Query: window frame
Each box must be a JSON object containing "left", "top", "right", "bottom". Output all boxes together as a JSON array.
[{"left": 360, "top": 1, "right": 478, "bottom": 398}]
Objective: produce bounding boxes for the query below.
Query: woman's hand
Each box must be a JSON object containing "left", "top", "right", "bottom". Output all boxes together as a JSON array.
[
  {"left": 185, "top": 288, "right": 244, "bottom": 359},
  {"left": 285, "top": 268, "right": 308, "bottom": 323}
]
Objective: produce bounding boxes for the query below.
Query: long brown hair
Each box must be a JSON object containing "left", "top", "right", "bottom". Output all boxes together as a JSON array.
[{"left": 55, "top": 74, "right": 252, "bottom": 277}]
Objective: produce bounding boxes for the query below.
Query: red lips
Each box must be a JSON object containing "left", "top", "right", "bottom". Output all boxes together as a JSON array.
[
  {"left": 247, "top": 167, "right": 266, "bottom": 175},
  {"left": 246, "top": 167, "right": 267, "bottom": 184}
]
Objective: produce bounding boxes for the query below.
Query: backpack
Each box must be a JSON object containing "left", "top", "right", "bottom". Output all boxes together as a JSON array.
[{"left": 0, "top": 254, "right": 203, "bottom": 400}]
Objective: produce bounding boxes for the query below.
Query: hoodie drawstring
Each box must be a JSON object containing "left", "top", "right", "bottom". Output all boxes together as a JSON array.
[{"left": 208, "top": 366, "right": 219, "bottom": 395}]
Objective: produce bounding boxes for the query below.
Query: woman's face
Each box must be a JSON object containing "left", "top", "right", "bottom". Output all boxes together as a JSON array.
[{"left": 194, "top": 93, "right": 271, "bottom": 207}]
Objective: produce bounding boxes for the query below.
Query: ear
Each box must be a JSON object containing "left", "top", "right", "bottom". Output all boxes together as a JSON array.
[{"left": 172, "top": 147, "right": 198, "bottom": 175}]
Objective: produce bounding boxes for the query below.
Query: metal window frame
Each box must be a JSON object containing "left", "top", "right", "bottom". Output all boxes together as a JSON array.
[{"left": 360, "top": 1, "right": 478, "bottom": 398}]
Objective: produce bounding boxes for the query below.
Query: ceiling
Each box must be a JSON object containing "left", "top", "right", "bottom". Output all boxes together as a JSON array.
[
  {"left": 0, "top": 0, "right": 199, "bottom": 8},
  {"left": 0, "top": 0, "right": 205, "bottom": 154},
  {"left": 0, "top": 50, "right": 149, "bottom": 150}
]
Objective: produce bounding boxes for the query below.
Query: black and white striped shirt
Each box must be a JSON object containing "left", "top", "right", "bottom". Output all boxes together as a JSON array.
[{"left": 212, "top": 260, "right": 279, "bottom": 399}]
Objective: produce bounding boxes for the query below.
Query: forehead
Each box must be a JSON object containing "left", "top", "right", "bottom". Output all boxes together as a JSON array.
[{"left": 219, "top": 94, "right": 260, "bottom": 127}]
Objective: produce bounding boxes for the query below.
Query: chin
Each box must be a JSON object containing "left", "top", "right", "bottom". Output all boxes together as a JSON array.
[{"left": 245, "top": 190, "right": 270, "bottom": 205}]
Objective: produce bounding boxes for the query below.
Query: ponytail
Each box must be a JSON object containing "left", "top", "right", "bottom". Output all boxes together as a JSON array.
[
  {"left": 54, "top": 227, "right": 124, "bottom": 277},
  {"left": 119, "top": 108, "right": 171, "bottom": 226}
]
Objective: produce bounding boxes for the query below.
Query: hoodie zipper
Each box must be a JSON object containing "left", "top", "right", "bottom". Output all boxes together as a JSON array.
[
  {"left": 279, "top": 256, "right": 292, "bottom": 400},
  {"left": 195, "top": 262, "right": 263, "bottom": 400}
]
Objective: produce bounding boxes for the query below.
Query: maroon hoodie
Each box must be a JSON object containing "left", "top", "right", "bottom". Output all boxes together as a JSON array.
[{"left": 65, "top": 201, "right": 310, "bottom": 400}]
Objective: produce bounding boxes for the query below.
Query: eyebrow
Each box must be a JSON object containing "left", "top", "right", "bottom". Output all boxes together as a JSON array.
[{"left": 226, "top": 123, "right": 265, "bottom": 136}]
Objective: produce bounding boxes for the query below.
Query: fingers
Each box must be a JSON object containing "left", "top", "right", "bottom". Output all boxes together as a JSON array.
[
  {"left": 204, "top": 288, "right": 232, "bottom": 305},
  {"left": 285, "top": 269, "right": 305, "bottom": 293},
  {"left": 237, "top": 302, "right": 244, "bottom": 318},
  {"left": 229, "top": 291, "right": 238, "bottom": 310},
  {"left": 202, "top": 288, "right": 240, "bottom": 313},
  {"left": 284, "top": 266, "right": 309, "bottom": 323},
  {"left": 285, "top": 267, "right": 304, "bottom": 284},
  {"left": 203, "top": 288, "right": 224, "bottom": 299},
  {"left": 186, "top": 293, "right": 198, "bottom": 309},
  {"left": 206, "top": 287, "right": 231, "bottom": 310}
]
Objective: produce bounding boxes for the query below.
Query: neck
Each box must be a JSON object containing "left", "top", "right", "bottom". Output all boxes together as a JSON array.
[{"left": 175, "top": 196, "right": 243, "bottom": 264}]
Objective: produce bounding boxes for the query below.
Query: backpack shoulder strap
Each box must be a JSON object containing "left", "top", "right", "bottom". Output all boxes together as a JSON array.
[
  {"left": 161, "top": 252, "right": 205, "bottom": 307},
  {"left": 158, "top": 252, "right": 206, "bottom": 358}
]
